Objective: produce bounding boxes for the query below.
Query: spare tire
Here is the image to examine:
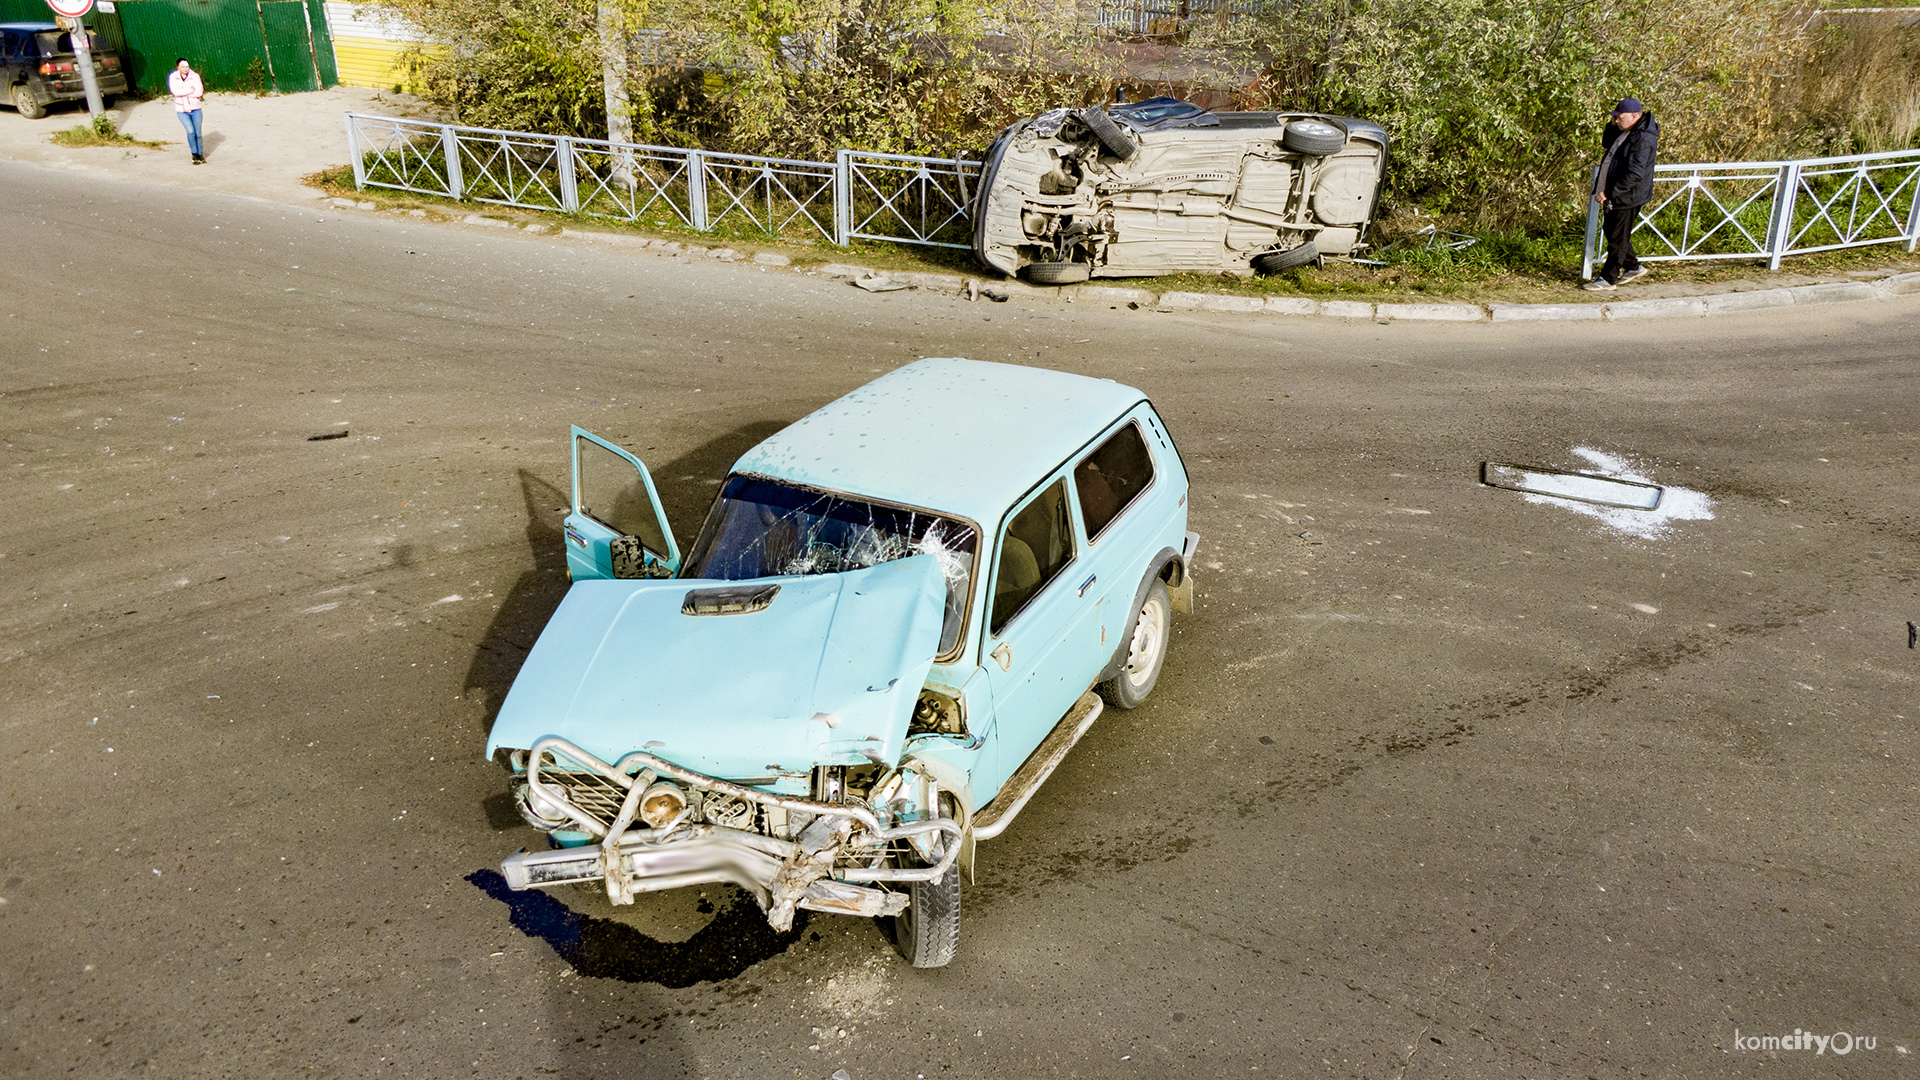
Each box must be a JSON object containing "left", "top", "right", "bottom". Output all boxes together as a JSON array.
[
  {"left": 1282, "top": 119, "right": 1345, "bottom": 156},
  {"left": 1025, "top": 261, "right": 1092, "bottom": 284},
  {"left": 1078, "top": 107, "right": 1139, "bottom": 162},
  {"left": 1252, "top": 242, "right": 1319, "bottom": 274}
]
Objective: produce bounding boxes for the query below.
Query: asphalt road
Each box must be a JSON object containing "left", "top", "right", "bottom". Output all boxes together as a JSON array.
[{"left": 3, "top": 161, "right": 1917, "bottom": 1079}]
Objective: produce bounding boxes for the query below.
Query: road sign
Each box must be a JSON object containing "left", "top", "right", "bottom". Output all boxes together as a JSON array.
[{"left": 46, "top": 0, "right": 93, "bottom": 18}]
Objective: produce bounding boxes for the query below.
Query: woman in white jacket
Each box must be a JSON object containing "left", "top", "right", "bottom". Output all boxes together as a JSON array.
[{"left": 167, "top": 58, "right": 204, "bottom": 164}]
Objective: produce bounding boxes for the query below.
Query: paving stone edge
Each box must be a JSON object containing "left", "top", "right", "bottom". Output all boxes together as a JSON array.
[{"left": 478, "top": 217, "right": 1920, "bottom": 321}]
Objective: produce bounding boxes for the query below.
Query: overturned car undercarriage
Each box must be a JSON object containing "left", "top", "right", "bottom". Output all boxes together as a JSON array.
[{"left": 972, "top": 97, "right": 1389, "bottom": 283}]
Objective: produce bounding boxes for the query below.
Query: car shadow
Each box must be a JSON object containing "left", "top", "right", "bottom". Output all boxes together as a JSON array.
[
  {"left": 466, "top": 421, "right": 792, "bottom": 739},
  {"left": 467, "top": 870, "right": 809, "bottom": 987}
]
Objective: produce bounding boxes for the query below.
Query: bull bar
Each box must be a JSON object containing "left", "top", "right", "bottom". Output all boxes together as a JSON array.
[{"left": 501, "top": 737, "right": 962, "bottom": 929}]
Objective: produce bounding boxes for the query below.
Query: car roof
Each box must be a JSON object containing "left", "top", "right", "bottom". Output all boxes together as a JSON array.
[
  {"left": 0, "top": 22, "right": 61, "bottom": 30},
  {"left": 730, "top": 357, "right": 1149, "bottom": 527}
]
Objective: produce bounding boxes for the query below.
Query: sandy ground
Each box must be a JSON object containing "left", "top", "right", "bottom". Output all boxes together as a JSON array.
[
  {"left": 0, "top": 85, "right": 432, "bottom": 206},
  {"left": 2, "top": 161, "right": 1917, "bottom": 1078}
]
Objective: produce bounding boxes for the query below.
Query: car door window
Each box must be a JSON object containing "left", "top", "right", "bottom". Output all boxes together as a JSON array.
[
  {"left": 577, "top": 436, "right": 671, "bottom": 559},
  {"left": 991, "top": 479, "right": 1075, "bottom": 635},
  {"left": 1074, "top": 421, "right": 1155, "bottom": 540}
]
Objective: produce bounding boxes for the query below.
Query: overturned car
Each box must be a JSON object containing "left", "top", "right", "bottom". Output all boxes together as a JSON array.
[
  {"left": 973, "top": 97, "right": 1388, "bottom": 282},
  {"left": 487, "top": 358, "right": 1197, "bottom": 967}
]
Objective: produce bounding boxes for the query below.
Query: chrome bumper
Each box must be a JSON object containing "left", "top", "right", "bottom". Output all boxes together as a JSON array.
[{"left": 503, "top": 736, "right": 961, "bottom": 930}]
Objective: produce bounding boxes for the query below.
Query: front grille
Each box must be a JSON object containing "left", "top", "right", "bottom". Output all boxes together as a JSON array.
[{"left": 533, "top": 752, "right": 631, "bottom": 830}]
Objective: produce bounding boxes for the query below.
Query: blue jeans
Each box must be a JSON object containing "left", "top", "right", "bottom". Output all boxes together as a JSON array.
[{"left": 177, "top": 109, "right": 203, "bottom": 156}]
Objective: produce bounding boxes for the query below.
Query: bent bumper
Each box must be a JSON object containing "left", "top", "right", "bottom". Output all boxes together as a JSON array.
[{"left": 503, "top": 736, "right": 962, "bottom": 929}]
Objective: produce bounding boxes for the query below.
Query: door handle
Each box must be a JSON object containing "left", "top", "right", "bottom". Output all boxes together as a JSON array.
[
  {"left": 991, "top": 643, "right": 1012, "bottom": 672},
  {"left": 1077, "top": 573, "right": 1097, "bottom": 597}
]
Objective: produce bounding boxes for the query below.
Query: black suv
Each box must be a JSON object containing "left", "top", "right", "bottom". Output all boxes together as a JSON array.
[{"left": 2, "top": 22, "right": 128, "bottom": 119}]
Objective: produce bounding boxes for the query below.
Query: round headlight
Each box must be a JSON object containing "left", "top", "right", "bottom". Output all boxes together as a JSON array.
[{"left": 637, "top": 781, "right": 688, "bottom": 828}]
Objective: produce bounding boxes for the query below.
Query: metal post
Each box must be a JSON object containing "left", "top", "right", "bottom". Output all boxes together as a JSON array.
[
  {"left": 60, "top": 17, "right": 105, "bottom": 119},
  {"left": 1766, "top": 163, "right": 1801, "bottom": 271},
  {"left": 835, "top": 149, "right": 852, "bottom": 247},
  {"left": 687, "top": 150, "right": 707, "bottom": 231},
  {"left": 442, "top": 125, "right": 464, "bottom": 200},
  {"left": 346, "top": 114, "right": 365, "bottom": 189},
  {"left": 556, "top": 137, "right": 578, "bottom": 213},
  {"left": 1581, "top": 194, "right": 1599, "bottom": 282},
  {"left": 1906, "top": 161, "right": 1920, "bottom": 253}
]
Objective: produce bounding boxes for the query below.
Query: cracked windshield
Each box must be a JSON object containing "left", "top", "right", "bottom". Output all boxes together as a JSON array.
[{"left": 681, "top": 476, "right": 977, "bottom": 654}]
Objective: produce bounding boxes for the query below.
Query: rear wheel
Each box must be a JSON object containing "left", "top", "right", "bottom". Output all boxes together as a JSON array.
[
  {"left": 13, "top": 84, "right": 47, "bottom": 120},
  {"left": 1024, "top": 260, "right": 1091, "bottom": 284},
  {"left": 1253, "top": 242, "right": 1319, "bottom": 274},
  {"left": 1099, "top": 579, "right": 1171, "bottom": 709},
  {"left": 1282, "top": 119, "right": 1345, "bottom": 155}
]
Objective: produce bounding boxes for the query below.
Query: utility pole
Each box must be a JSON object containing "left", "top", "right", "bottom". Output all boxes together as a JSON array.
[{"left": 48, "top": 0, "right": 104, "bottom": 119}]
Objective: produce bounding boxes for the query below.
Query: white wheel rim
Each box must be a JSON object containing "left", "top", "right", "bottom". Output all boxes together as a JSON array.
[{"left": 1123, "top": 597, "right": 1168, "bottom": 689}]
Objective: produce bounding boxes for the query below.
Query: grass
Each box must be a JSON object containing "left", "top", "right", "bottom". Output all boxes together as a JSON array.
[
  {"left": 50, "top": 116, "right": 165, "bottom": 150},
  {"left": 304, "top": 165, "right": 1920, "bottom": 304}
]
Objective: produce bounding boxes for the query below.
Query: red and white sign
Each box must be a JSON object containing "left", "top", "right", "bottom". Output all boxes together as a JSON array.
[{"left": 46, "top": 0, "right": 94, "bottom": 19}]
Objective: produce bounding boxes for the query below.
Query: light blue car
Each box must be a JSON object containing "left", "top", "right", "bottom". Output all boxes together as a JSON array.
[{"left": 486, "top": 358, "right": 1198, "bottom": 966}]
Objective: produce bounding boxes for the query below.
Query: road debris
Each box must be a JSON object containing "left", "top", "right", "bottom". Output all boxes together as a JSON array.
[
  {"left": 307, "top": 430, "right": 349, "bottom": 441},
  {"left": 1481, "top": 461, "right": 1663, "bottom": 510},
  {"left": 851, "top": 274, "right": 909, "bottom": 293},
  {"left": 1484, "top": 448, "right": 1714, "bottom": 539}
]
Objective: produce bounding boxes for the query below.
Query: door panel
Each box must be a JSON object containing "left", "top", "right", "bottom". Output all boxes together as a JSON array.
[
  {"left": 567, "top": 427, "right": 678, "bottom": 582},
  {"left": 980, "top": 478, "right": 1104, "bottom": 796}
]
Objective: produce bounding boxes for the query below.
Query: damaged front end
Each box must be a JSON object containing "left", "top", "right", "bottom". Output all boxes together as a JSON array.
[{"left": 503, "top": 738, "right": 961, "bottom": 931}]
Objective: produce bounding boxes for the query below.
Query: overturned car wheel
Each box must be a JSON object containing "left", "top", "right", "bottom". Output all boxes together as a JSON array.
[
  {"left": 1077, "top": 106, "right": 1139, "bottom": 162},
  {"left": 1282, "top": 119, "right": 1346, "bottom": 156},
  {"left": 1252, "top": 242, "right": 1320, "bottom": 275},
  {"left": 1024, "top": 261, "right": 1092, "bottom": 285}
]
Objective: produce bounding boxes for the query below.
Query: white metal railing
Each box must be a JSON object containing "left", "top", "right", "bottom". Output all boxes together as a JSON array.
[
  {"left": 344, "top": 113, "right": 980, "bottom": 249},
  {"left": 1583, "top": 147, "right": 1920, "bottom": 277}
]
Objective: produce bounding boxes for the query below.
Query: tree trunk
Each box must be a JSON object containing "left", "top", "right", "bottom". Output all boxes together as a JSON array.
[{"left": 599, "top": 0, "right": 635, "bottom": 189}]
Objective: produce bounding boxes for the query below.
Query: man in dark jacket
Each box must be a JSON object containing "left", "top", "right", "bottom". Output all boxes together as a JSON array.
[{"left": 1584, "top": 98, "right": 1660, "bottom": 290}]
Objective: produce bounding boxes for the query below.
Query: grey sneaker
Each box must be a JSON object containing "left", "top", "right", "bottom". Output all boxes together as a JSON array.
[
  {"left": 1617, "top": 266, "right": 1650, "bottom": 285},
  {"left": 1581, "top": 278, "right": 1616, "bottom": 292}
]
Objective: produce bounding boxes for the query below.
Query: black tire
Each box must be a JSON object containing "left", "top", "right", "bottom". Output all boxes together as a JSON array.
[
  {"left": 891, "top": 852, "right": 960, "bottom": 968},
  {"left": 13, "top": 84, "right": 47, "bottom": 120},
  {"left": 1282, "top": 118, "right": 1345, "bottom": 156},
  {"left": 1024, "top": 261, "right": 1091, "bottom": 285},
  {"left": 1099, "top": 578, "right": 1171, "bottom": 710},
  {"left": 1252, "top": 242, "right": 1320, "bottom": 275},
  {"left": 1078, "top": 106, "right": 1138, "bottom": 161}
]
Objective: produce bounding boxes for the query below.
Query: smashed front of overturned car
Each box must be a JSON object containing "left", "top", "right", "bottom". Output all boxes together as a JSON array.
[{"left": 973, "top": 97, "right": 1389, "bottom": 283}]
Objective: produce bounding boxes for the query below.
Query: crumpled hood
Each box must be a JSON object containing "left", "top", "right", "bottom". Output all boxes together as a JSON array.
[{"left": 485, "top": 555, "right": 946, "bottom": 777}]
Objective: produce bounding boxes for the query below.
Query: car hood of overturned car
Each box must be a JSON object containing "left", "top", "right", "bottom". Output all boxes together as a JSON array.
[{"left": 485, "top": 554, "right": 947, "bottom": 778}]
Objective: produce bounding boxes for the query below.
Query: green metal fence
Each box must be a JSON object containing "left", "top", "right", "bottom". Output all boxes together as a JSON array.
[{"left": 0, "top": 0, "right": 335, "bottom": 93}]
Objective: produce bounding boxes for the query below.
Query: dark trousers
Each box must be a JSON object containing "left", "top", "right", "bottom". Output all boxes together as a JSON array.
[{"left": 1600, "top": 203, "right": 1641, "bottom": 282}]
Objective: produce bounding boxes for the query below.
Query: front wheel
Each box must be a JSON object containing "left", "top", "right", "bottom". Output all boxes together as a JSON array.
[
  {"left": 1253, "top": 242, "right": 1319, "bottom": 274},
  {"left": 1099, "top": 578, "right": 1171, "bottom": 709},
  {"left": 1024, "top": 260, "right": 1090, "bottom": 284},
  {"left": 891, "top": 856, "right": 960, "bottom": 968},
  {"left": 13, "top": 85, "right": 47, "bottom": 120}
]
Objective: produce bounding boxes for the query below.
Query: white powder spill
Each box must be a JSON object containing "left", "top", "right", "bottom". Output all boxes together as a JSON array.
[{"left": 1517, "top": 447, "right": 1714, "bottom": 540}]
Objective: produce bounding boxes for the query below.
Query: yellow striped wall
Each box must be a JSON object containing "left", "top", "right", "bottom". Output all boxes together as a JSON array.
[{"left": 332, "top": 36, "right": 409, "bottom": 90}]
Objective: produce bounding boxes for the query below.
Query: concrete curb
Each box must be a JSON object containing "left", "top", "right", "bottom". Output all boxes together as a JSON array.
[{"left": 480, "top": 218, "right": 1920, "bottom": 323}]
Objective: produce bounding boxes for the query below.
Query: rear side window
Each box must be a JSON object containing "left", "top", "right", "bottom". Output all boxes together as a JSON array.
[
  {"left": 991, "top": 480, "right": 1075, "bottom": 634},
  {"left": 1074, "top": 421, "right": 1155, "bottom": 540}
]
